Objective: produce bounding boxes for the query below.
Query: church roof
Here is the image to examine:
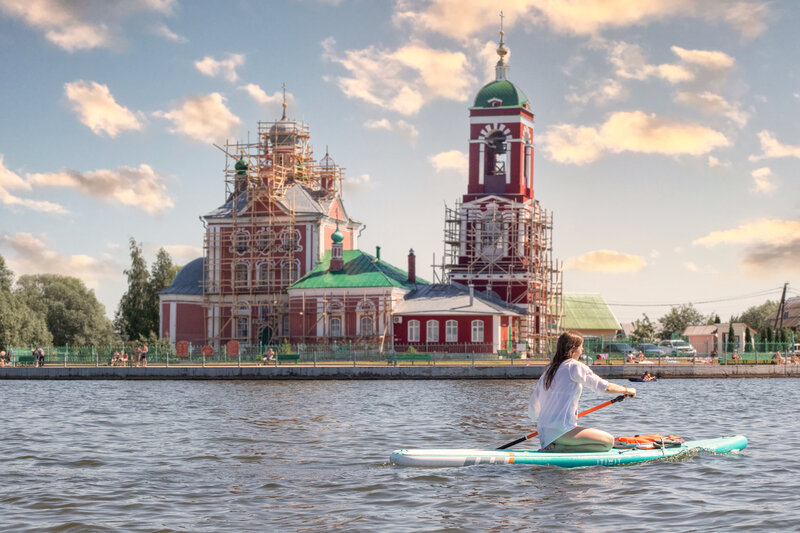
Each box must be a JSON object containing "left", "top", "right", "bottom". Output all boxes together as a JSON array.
[
  {"left": 288, "top": 250, "right": 425, "bottom": 290},
  {"left": 394, "top": 283, "right": 524, "bottom": 316},
  {"left": 203, "top": 183, "right": 344, "bottom": 220},
  {"left": 472, "top": 80, "right": 529, "bottom": 109},
  {"left": 159, "top": 257, "right": 204, "bottom": 295}
]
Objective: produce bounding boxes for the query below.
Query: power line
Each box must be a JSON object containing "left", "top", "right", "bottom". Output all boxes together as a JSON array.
[{"left": 565, "top": 286, "right": 785, "bottom": 308}]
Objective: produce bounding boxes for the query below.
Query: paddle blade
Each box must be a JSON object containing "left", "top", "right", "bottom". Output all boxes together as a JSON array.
[{"left": 497, "top": 435, "right": 527, "bottom": 450}]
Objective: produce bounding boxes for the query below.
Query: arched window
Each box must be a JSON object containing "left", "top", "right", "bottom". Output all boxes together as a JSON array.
[
  {"left": 480, "top": 205, "right": 505, "bottom": 260},
  {"left": 236, "top": 317, "right": 249, "bottom": 339},
  {"left": 233, "top": 231, "right": 249, "bottom": 254},
  {"left": 426, "top": 320, "right": 439, "bottom": 342},
  {"left": 471, "top": 320, "right": 484, "bottom": 343},
  {"left": 408, "top": 320, "right": 420, "bottom": 342},
  {"left": 281, "top": 259, "right": 299, "bottom": 285},
  {"left": 257, "top": 231, "right": 274, "bottom": 254},
  {"left": 446, "top": 320, "right": 458, "bottom": 342},
  {"left": 234, "top": 262, "right": 249, "bottom": 288},
  {"left": 360, "top": 316, "right": 374, "bottom": 336},
  {"left": 329, "top": 317, "right": 342, "bottom": 337},
  {"left": 257, "top": 262, "right": 272, "bottom": 287}
]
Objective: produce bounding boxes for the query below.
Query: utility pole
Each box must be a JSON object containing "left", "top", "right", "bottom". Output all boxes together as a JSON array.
[{"left": 774, "top": 282, "right": 789, "bottom": 329}]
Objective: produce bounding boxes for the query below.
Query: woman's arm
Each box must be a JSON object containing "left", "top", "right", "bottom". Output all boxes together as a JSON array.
[{"left": 605, "top": 382, "right": 636, "bottom": 398}]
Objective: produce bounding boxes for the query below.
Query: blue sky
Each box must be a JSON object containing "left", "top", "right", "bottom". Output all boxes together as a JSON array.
[{"left": 0, "top": 0, "right": 798, "bottom": 324}]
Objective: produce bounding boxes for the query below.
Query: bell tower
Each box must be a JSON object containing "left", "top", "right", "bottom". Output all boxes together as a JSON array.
[{"left": 465, "top": 23, "right": 535, "bottom": 203}]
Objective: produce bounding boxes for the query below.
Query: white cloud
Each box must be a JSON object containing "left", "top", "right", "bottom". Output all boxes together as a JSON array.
[
  {"left": 195, "top": 53, "right": 245, "bottom": 82},
  {"left": 542, "top": 110, "right": 729, "bottom": 165},
  {"left": 364, "top": 118, "right": 419, "bottom": 146},
  {"left": 0, "top": 233, "right": 119, "bottom": 288},
  {"left": 0, "top": 0, "right": 176, "bottom": 51},
  {"left": 670, "top": 46, "right": 735, "bottom": 71},
  {"left": 0, "top": 155, "right": 67, "bottom": 214},
  {"left": 693, "top": 218, "right": 800, "bottom": 273},
  {"left": 155, "top": 93, "right": 241, "bottom": 143},
  {"left": 684, "top": 262, "right": 718, "bottom": 274},
  {"left": 28, "top": 164, "right": 174, "bottom": 215},
  {"left": 238, "top": 83, "right": 295, "bottom": 109},
  {"left": 606, "top": 41, "right": 734, "bottom": 85},
  {"left": 564, "top": 250, "right": 647, "bottom": 273},
  {"left": 393, "top": 0, "right": 768, "bottom": 39},
  {"left": 153, "top": 244, "right": 202, "bottom": 264},
  {"left": 566, "top": 78, "right": 626, "bottom": 106},
  {"left": 323, "top": 37, "right": 474, "bottom": 115},
  {"left": 708, "top": 156, "right": 720, "bottom": 167},
  {"left": 750, "top": 167, "right": 776, "bottom": 194},
  {"left": 342, "top": 173, "right": 373, "bottom": 194},
  {"left": 674, "top": 91, "right": 749, "bottom": 128},
  {"left": 429, "top": 150, "right": 468, "bottom": 175},
  {"left": 749, "top": 131, "right": 800, "bottom": 161},
  {"left": 150, "top": 22, "right": 186, "bottom": 43},
  {"left": 64, "top": 80, "right": 143, "bottom": 137}
]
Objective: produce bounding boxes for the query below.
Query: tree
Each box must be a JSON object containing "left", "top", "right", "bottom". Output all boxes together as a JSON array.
[
  {"left": 731, "top": 300, "right": 778, "bottom": 332},
  {"left": 744, "top": 328, "right": 752, "bottom": 352},
  {"left": 115, "top": 239, "right": 152, "bottom": 340},
  {"left": 0, "top": 254, "right": 13, "bottom": 292},
  {"left": 658, "top": 304, "right": 705, "bottom": 339},
  {"left": 15, "top": 274, "right": 115, "bottom": 346},
  {"left": 631, "top": 314, "right": 657, "bottom": 342},
  {"left": 115, "top": 240, "right": 179, "bottom": 340},
  {"left": 0, "top": 254, "right": 53, "bottom": 347},
  {"left": 726, "top": 323, "right": 735, "bottom": 353}
]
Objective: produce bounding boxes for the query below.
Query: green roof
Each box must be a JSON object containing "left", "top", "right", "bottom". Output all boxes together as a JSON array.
[
  {"left": 288, "top": 250, "right": 428, "bottom": 290},
  {"left": 473, "top": 80, "right": 529, "bottom": 108},
  {"left": 561, "top": 294, "right": 621, "bottom": 331}
]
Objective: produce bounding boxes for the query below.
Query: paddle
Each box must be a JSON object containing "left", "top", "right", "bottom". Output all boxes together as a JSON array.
[{"left": 497, "top": 394, "right": 628, "bottom": 450}]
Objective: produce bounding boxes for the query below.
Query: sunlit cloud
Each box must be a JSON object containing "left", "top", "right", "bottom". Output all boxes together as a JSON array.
[
  {"left": 364, "top": 118, "right": 419, "bottom": 146},
  {"left": 542, "top": 110, "right": 729, "bottom": 165},
  {"left": 708, "top": 156, "right": 720, "bottom": 167},
  {"left": 750, "top": 167, "right": 776, "bottom": 194},
  {"left": 150, "top": 244, "right": 202, "bottom": 264},
  {"left": 323, "top": 37, "right": 474, "bottom": 115},
  {"left": 64, "top": 80, "right": 144, "bottom": 137},
  {"left": 0, "top": 0, "right": 176, "bottom": 51},
  {"left": 566, "top": 78, "right": 626, "bottom": 106},
  {"left": 606, "top": 41, "right": 733, "bottom": 85},
  {"left": 684, "top": 262, "right": 718, "bottom": 274},
  {"left": 748, "top": 131, "right": 800, "bottom": 161},
  {"left": 393, "top": 0, "right": 768, "bottom": 39},
  {"left": 155, "top": 93, "right": 241, "bottom": 143},
  {"left": 693, "top": 218, "right": 800, "bottom": 273},
  {"left": 342, "top": 173, "right": 373, "bottom": 194},
  {"left": 195, "top": 53, "right": 245, "bottom": 82},
  {"left": 674, "top": 91, "right": 749, "bottom": 128},
  {"left": 28, "top": 164, "right": 174, "bottom": 215},
  {"left": 429, "top": 150, "right": 468, "bottom": 175},
  {"left": 0, "top": 233, "right": 120, "bottom": 289},
  {"left": 0, "top": 155, "right": 68, "bottom": 214},
  {"left": 564, "top": 249, "right": 647, "bottom": 273},
  {"left": 150, "top": 22, "right": 187, "bottom": 43}
]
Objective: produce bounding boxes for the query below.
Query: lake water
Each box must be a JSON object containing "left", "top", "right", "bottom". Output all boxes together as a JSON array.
[{"left": 1, "top": 378, "right": 798, "bottom": 531}]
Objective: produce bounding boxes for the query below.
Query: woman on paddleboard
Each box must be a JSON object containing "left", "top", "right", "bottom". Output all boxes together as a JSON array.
[{"left": 529, "top": 331, "right": 635, "bottom": 453}]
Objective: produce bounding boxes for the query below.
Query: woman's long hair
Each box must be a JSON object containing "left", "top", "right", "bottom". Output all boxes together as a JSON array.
[{"left": 543, "top": 331, "right": 584, "bottom": 389}]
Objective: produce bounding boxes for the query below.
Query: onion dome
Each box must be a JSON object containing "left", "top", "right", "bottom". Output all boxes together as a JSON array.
[
  {"left": 331, "top": 227, "right": 344, "bottom": 243},
  {"left": 235, "top": 157, "right": 248, "bottom": 175},
  {"left": 472, "top": 25, "right": 530, "bottom": 110}
]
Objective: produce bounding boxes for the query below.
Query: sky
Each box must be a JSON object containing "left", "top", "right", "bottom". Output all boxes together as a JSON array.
[{"left": 0, "top": 0, "right": 799, "bottom": 326}]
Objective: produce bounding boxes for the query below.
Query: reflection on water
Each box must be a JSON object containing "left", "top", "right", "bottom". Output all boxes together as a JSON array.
[{"left": 1, "top": 378, "right": 799, "bottom": 531}]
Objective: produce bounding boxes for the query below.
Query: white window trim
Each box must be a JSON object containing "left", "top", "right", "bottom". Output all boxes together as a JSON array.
[
  {"left": 446, "top": 320, "right": 458, "bottom": 342},
  {"left": 408, "top": 320, "right": 421, "bottom": 342},
  {"left": 426, "top": 320, "right": 439, "bottom": 342},
  {"left": 471, "top": 319, "right": 484, "bottom": 343}
]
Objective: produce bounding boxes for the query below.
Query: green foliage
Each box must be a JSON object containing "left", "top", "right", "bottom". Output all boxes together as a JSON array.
[
  {"left": 731, "top": 300, "right": 778, "bottom": 331},
  {"left": 726, "top": 323, "right": 735, "bottom": 353},
  {"left": 744, "top": 328, "right": 752, "bottom": 353},
  {"left": 0, "top": 287, "right": 52, "bottom": 347},
  {"left": 15, "top": 274, "right": 116, "bottom": 346},
  {"left": 0, "top": 255, "right": 13, "bottom": 292},
  {"left": 278, "top": 340, "right": 294, "bottom": 355},
  {"left": 115, "top": 239, "right": 178, "bottom": 340},
  {"left": 658, "top": 304, "right": 705, "bottom": 339},
  {"left": 630, "top": 314, "right": 657, "bottom": 342},
  {"left": 406, "top": 345, "right": 418, "bottom": 354}
]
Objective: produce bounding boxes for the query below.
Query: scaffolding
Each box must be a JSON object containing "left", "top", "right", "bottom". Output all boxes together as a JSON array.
[
  {"left": 443, "top": 198, "right": 563, "bottom": 355},
  {"left": 201, "top": 114, "right": 343, "bottom": 348}
]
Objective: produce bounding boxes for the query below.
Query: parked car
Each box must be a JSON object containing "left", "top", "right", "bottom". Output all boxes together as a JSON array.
[
  {"left": 657, "top": 339, "right": 697, "bottom": 356},
  {"left": 600, "top": 342, "right": 635, "bottom": 355},
  {"left": 632, "top": 343, "right": 662, "bottom": 356}
]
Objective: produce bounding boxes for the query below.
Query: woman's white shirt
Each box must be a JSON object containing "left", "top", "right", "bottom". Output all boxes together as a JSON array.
[{"left": 528, "top": 359, "right": 609, "bottom": 448}]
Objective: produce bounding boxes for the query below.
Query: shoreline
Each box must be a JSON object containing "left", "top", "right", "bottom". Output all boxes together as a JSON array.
[{"left": 1, "top": 363, "right": 798, "bottom": 380}]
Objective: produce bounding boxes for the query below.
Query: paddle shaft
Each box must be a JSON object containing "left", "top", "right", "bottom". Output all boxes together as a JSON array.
[{"left": 497, "top": 394, "right": 627, "bottom": 450}]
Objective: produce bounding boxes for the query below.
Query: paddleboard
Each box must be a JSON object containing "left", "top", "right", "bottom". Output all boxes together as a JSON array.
[
  {"left": 389, "top": 435, "right": 747, "bottom": 468},
  {"left": 628, "top": 377, "right": 657, "bottom": 382}
]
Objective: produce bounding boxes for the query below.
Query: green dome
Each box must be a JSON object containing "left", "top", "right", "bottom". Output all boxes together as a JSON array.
[
  {"left": 473, "top": 80, "right": 529, "bottom": 109},
  {"left": 331, "top": 228, "right": 344, "bottom": 243},
  {"left": 235, "top": 157, "right": 248, "bottom": 175}
]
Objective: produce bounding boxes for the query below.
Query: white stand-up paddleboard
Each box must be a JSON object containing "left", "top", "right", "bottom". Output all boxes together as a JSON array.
[{"left": 390, "top": 435, "right": 747, "bottom": 468}]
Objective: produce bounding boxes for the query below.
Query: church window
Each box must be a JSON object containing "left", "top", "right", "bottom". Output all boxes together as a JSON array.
[
  {"left": 360, "top": 316, "right": 374, "bottom": 336},
  {"left": 329, "top": 317, "right": 342, "bottom": 337},
  {"left": 236, "top": 317, "right": 249, "bottom": 339}
]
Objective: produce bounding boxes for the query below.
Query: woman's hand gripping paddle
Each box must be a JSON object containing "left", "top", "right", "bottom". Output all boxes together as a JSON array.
[{"left": 497, "top": 395, "right": 628, "bottom": 450}]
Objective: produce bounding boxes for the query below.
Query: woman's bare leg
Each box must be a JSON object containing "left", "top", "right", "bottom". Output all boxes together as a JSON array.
[{"left": 549, "top": 426, "right": 614, "bottom": 453}]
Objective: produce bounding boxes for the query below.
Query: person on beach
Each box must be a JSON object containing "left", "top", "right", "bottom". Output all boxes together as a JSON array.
[
  {"left": 641, "top": 371, "right": 655, "bottom": 381},
  {"left": 262, "top": 348, "right": 275, "bottom": 365},
  {"left": 529, "top": 331, "right": 636, "bottom": 453},
  {"left": 772, "top": 351, "right": 785, "bottom": 365},
  {"left": 137, "top": 344, "right": 149, "bottom": 367},
  {"left": 0, "top": 350, "right": 6, "bottom": 367}
]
